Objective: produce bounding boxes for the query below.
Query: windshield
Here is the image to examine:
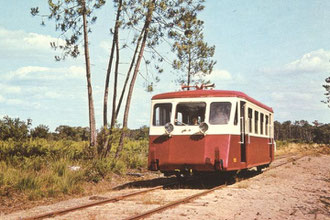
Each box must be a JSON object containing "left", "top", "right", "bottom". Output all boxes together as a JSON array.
[
  {"left": 153, "top": 103, "right": 172, "bottom": 126},
  {"left": 209, "top": 102, "right": 232, "bottom": 125},
  {"left": 175, "top": 102, "right": 206, "bottom": 126}
]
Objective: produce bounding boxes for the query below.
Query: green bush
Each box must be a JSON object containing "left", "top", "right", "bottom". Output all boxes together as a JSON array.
[
  {"left": 0, "top": 136, "right": 149, "bottom": 201},
  {"left": 0, "top": 139, "right": 87, "bottom": 162},
  {"left": 119, "top": 139, "right": 148, "bottom": 169},
  {"left": 111, "top": 160, "right": 127, "bottom": 175},
  {"left": 16, "top": 173, "right": 40, "bottom": 191},
  {"left": 84, "top": 158, "right": 112, "bottom": 183}
]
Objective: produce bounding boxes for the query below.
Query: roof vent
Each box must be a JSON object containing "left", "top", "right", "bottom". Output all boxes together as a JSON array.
[{"left": 181, "top": 83, "right": 215, "bottom": 91}]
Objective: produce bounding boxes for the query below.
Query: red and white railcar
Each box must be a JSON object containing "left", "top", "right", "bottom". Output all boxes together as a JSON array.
[{"left": 148, "top": 86, "right": 275, "bottom": 175}]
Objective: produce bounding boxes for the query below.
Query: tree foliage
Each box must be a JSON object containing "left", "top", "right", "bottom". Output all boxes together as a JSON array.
[
  {"left": 30, "top": 125, "right": 50, "bottom": 139},
  {"left": 274, "top": 120, "right": 329, "bottom": 144},
  {"left": 31, "top": 0, "right": 105, "bottom": 61},
  {"left": 167, "top": 0, "right": 216, "bottom": 86},
  {"left": 0, "top": 116, "right": 31, "bottom": 141},
  {"left": 54, "top": 125, "right": 89, "bottom": 141},
  {"left": 322, "top": 76, "right": 330, "bottom": 108}
]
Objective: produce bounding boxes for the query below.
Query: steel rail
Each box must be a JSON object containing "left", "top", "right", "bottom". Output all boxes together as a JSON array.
[
  {"left": 23, "top": 181, "right": 178, "bottom": 220},
  {"left": 124, "top": 155, "right": 307, "bottom": 220},
  {"left": 124, "top": 184, "right": 227, "bottom": 220}
]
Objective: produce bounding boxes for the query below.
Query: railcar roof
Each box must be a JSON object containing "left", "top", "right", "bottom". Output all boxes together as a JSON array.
[{"left": 152, "top": 90, "right": 273, "bottom": 113}]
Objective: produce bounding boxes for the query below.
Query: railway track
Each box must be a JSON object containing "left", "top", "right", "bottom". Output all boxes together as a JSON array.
[
  {"left": 22, "top": 181, "right": 179, "bottom": 220},
  {"left": 20, "top": 154, "right": 304, "bottom": 220}
]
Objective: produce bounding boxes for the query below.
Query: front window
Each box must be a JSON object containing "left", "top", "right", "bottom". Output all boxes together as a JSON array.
[
  {"left": 153, "top": 103, "right": 172, "bottom": 126},
  {"left": 175, "top": 102, "right": 206, "bottom": 126},
  {"left": 209, "top": 102, "right": 232, "bottom": 125}
]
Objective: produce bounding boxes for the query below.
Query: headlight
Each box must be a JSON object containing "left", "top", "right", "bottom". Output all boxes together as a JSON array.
[
  {"left": 199, "top": 122, "right": 208, "bottom": 134},
  {"left": 164, "top": 122, "right": 174, "bottom": 134}
]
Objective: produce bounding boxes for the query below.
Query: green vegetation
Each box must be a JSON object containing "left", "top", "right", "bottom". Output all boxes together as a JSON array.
[
  {"left": 0, "top": 116, "right": 148, "bottom": 201},
  {"left": 0, "top": 115, "right": 328, "bottom": 202},
  {"left": 274, "top": 120, "right": 329, "bottom": 145}
]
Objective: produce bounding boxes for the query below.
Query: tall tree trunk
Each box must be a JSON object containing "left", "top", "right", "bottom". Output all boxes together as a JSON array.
[
  {"left": 102, "top": 0, "right": 123, "bottom": 157},
  {"left": 82, "top": 1, "right": 97, "bottom": 147},
  {"left": 110, "top": 18, "right": 121, "bottom": 129},
  {"left": 115, "top": 0, "right": 155, "bottom": 158},
  {"left": 115, "top": 31, "right": 143, "bottom": 118},
  {"left": 103, "top": 0, "right": 122, "bottom": 127}
]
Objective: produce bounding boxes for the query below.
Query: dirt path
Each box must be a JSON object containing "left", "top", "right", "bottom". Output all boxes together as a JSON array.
[
  {"left": 2, "top": 154, "right": 329, "bottom": 220},
  {"left": 149, "top": 155, "right": 330, "bottom": 220}
]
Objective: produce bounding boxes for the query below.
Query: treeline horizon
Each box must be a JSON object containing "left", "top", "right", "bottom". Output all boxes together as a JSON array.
[
  {"left": 0, "top": 116, "right": 148, "bottom": 142},
  {"left": 0, "top": 115, "right": 329, "bottom": 144},
  {"left": 274, "top": 120, "right": 329, "bottom": 144}
]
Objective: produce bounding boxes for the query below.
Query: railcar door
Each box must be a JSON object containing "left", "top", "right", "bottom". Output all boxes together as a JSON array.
[
  {"left": 239, "top": 101, "right": 246, "bottom": 162},
  {"left": 268, "top": 114, "right": 273, "bottom": 159}
]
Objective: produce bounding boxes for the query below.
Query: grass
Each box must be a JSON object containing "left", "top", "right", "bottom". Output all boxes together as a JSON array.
[
  {"left": 0, "top": 138, "right": 327, "bottom": 213},
  {"left": 0, "top": 138, "right": 148, "bottom": 208},
  {"left": 275, "top": 142, "right": 330, "bottom": 156}
]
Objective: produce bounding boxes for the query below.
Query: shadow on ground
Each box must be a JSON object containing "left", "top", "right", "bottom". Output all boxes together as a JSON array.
[{"left": 113, "top": 169, "right": 262, "bottom": 190}]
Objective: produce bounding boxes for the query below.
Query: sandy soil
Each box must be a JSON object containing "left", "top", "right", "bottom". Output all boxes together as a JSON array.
[
  {"left": 149, "top": 155, "right": 330, "bottom": 220},
  {"left": 2, "top": 154, "right": 329, "bottom": 220}
]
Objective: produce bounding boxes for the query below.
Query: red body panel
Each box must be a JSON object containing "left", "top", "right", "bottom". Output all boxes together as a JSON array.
[{"left": 148, "top": 134, "right": 274, "bottom": 172}]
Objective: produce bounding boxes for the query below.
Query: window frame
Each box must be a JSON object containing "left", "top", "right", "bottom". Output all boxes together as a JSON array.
[
  {"left": 260, "top": 113, "right": 264, "bottom": 135},
  {"left": 248, "top": 108, "right": 253, "bottom": 133},
  {"left": 254, "top": 110, "right": 259, "bottom": 134},
  {"left": 175, "top": 102, "right": 206, "bottom": 126},
  {"left": 209, "top": 101, "right": 232, "bottom": 125},
  {"left": 152, "top": 103, "right": 172, "bottom": 126}
]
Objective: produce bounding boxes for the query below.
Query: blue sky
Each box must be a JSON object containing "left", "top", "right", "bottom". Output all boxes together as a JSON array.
[{"left": 0, "top": 0, "right": 329, "bottom": 131}]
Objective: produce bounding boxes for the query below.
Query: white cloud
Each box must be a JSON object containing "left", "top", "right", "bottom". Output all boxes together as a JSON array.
[
  {"left": 44, "top": 91, "right": 61, "bottom": 99},
  {"left": 261, "top": 49, "right": 330, "bottom": 74},
  {"left": 99, "top": 40, "right": 112, "bottom": 52},
  {"left": 4, "top": 66, "right": 49, "bottom": 80},
  {"left": 0, "top": 26, "right": 64, "bottom": 53},
  {"left": 204, "top": 69, "right": 232, "bottom": 81},
  {"left": 0, "top": 95, "right": 5, "bottom": 103},
  {"left": 6, "top": 98, "right": 26, "bottom": 106},
  {"left": 66, "top": 66, "right": 85, "bottom": 78},
  {"left": 0, "top": 83, "right": 21, "bottom": 94},
  {"left": 271, "top": 91, "right": 313, "bottom": 104},
  {"left": 3, "top": 65, "right": 85, "bottom": 81}
]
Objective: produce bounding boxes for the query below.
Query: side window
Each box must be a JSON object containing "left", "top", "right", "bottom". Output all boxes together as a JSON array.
[
  {"left": 260, "top": 113, "right": 264, "bottom": 135},
  {"left": 248, "top": 108, "right": 253, "bottom": 133},
  {"left": 153, "top": 103, "right": 172, "bottom": 126},
  {"left": 265, "top": 115, "right": 269, "bottom": 136},
  {"left": 209, "top": 102, "right": 232, "bottom": 125},
  {"left": 254, "top": 111, "right": 259, "bottom": 134}
]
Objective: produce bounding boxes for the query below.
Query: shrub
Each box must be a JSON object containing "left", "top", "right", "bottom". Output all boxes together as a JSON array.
[
  {"left": 111, "top": 160, "right": 127, "bottom": 175},
  {"left": 15, "top": 173, "right": 40, "bottom": 191},
  {"left": 0, "top": 135, "right": 149, "bottom": 201}
]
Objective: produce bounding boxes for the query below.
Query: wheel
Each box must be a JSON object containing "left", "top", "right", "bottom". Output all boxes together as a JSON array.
[{"left": 257, "top": 166, "right": 263, "bottom": 173}]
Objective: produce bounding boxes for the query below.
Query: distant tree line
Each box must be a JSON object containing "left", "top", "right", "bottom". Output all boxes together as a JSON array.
[
  {"left": 274, "top": 120, "right": 329, "bottom": 144},
  {"left": 1, "top": 116, "right": 328, "bottom": 144},
  {"left": 0, "top": 116, "right": 88, "bottom": 141},
  {"left": 0, "top": 116, "right": 149, "bottom": 141},
  {"left": 0, "top": 116, "right": 148, "bottom": 142}
]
